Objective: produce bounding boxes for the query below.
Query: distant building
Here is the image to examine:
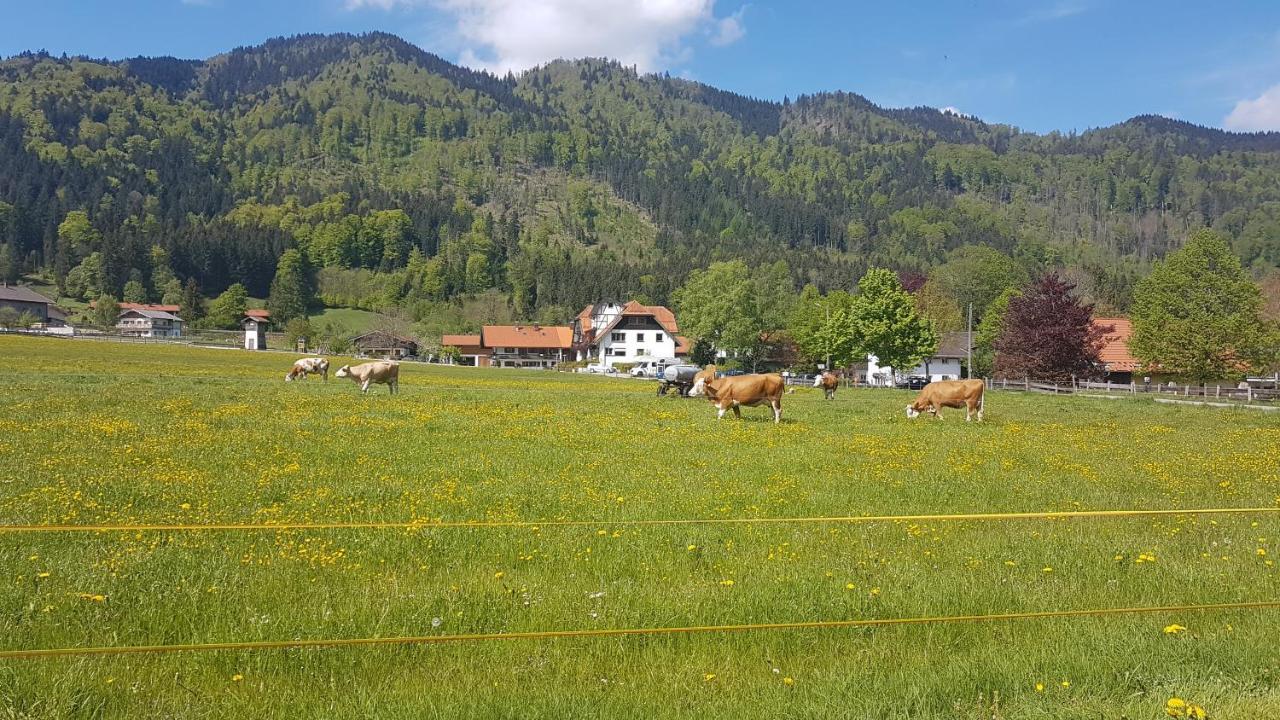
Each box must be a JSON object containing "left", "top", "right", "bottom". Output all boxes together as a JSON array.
[
  {"left": 0, "top": 284, "right": 56, "bottom": 325},
  {"left": 116, "top": 308, "right": 184, "bottom": 338},
  {"left": 242, "top": 309, "right": 270, "bottom": 350},
  {"left": 352, "top": 331, "right": 419, "bottom": 359},
  {"left": 1095, "top": 317, "right": 1140, "bottom": 383},
  {"left": 572, "top": 301, "right": 689, "bottom": 367},
  {"left": 440, "top": 333, "right": 491, "bottom": 366},
  {"left": 864, "top": 331, "right": 970, "bottom": 386},
  {"left": 481, "top": 324, "right": 573, "bottom": 369}
]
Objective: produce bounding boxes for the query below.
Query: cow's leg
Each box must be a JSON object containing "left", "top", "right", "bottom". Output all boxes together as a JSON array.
[
  {"left": 391, "top": 379, "right": 398, "bottom": 395},
  {"left": 965, "top": 404, "right": 972, "bottom": 422},
  {"left": 716, "top": 406, "right": 726, "bottom": 420},
  {"left": 772, "top": 400, "right": 781, "bottom": 423},
  {"left": 361, "top": 379, "right": 371, "bottom": 394},
  {"left": 731, "top": 404, "right": 742, "bottom": 419}
]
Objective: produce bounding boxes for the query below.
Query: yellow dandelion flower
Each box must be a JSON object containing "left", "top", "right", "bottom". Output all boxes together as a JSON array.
[
  {"left": 1042, "top": 566, "right": 1053, "bottom": 573},
  {"left": 1188, "top": 704, "right": 1206, "bottom": 720},
  {"left": 37, "top": 572, "right": 50, "bottom": 578},
  {"left": 703, "top": 673, "right": 716, "bottom": 682},
  {"left": 869, "top": 587, "right": 881, "bottom": 597},
  {"left": 180, "top": 502, "right": 191, "bottom": 510},
  {"left": 232, "top": 674, "right": 244, "bottom": 682},
  {"left": 494, "top": 571, "right": 504, "bottom": 579},
  {"left": 1164, "top": 624, "right": 1187, "bottom": 634},
  {"left": 719, "top": 579, "right": 735, "bottom": 586},
  {"left": 1166, "top": 697, "right": 1187, "bottom": 717},
  {"left": 1034, "top": 682, "right": 1044, "bottom": 692},
  {"left": 845, "top": 583, "right": 855, "bottom": 590},
  {"left": 783, "top": 677, "right": 794, "bottom": 686},
  {"left": 687, "top": 544, "right": 697, "bottom": 551},
  {"left": 1258, "top": 548, "right": 1267, "bottom": 557},
  {"left": 1060, "top": 680, "right": 1070, "bottom": 688}
]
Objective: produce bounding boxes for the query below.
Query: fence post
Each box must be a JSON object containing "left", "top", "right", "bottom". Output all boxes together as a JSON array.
[
  {"left": 1025, "top": 377, "right": 1029, "bottom": 392},
  {"left": 1248, "top": 386, "right": 1253, "bottom": 403},
  {"left": 1216, "top": 385, "right": 1220, "bottom": 399}
]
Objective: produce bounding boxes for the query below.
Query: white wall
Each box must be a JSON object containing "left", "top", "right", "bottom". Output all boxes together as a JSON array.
[
  {"left": 866, "top": 355, "right": 963, "bottom": 385},
  {"left": 597, "top": 328, "right": 677, "bottom": 366}
]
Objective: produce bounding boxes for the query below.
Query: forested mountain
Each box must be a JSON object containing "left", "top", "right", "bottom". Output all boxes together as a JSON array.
[{"left": 2, "top": 31, "right": 1279, "bottom": 323}]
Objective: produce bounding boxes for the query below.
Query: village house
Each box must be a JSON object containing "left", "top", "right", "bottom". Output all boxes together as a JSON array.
[
  {"left": 241, "top": 309, "right": 270, "bottom": 350},
  {"left": 572, "top": 301, "right": 688, "bottom": 368},
  {"left": 482, "top": 324, "right": 573, "bottom": 369},
  {"left": 352, "top": 330, "right": 419, "bottom": 359},
  {"left": 1095, "top": 317, "right": 1140, "bottom": 383},
  {"left": 0, "top": 284, "right": 59, "bottom": 325},
  {"left": 440, "top": 333, "right": 491, "bottom": 366},
  {"left": 116, "top": 308, "right": 185, "bottom": 338},
  {"left": 863, "top": 331, "right": 971, "bottom": 386}
]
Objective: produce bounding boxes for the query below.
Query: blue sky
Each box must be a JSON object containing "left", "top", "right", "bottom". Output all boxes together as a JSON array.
[{"left": 3, "top": 1, "right": 1280, "bottom": 133}]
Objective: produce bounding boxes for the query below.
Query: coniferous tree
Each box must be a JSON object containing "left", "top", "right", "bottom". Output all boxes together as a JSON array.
[
  {"left": 267, "top": 249, "right": 312, "bottom": 324},
  {"left": 180, "top": 278, "right": 206, "bottom": 323}
]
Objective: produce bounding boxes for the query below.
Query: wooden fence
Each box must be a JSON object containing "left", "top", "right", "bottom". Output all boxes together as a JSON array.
[{"left": 988, "top": 377, "right": 1280, "bottom": 404}]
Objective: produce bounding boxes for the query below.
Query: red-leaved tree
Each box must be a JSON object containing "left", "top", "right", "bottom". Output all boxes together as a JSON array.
[{"left": 994, "top": 273, "right": 1112, "bottom": 381}]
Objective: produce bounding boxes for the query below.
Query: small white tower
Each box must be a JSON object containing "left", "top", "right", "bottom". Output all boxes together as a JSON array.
[{"left": 241, "top": 310, "right": 270, "bottom": 350}]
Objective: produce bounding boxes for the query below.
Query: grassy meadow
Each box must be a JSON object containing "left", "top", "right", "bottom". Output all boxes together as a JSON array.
[{"left": 0, "top": 335, "right": 1278, "bottom": 719}]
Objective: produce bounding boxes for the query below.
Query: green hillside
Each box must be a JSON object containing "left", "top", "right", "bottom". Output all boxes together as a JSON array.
[{"left": 2, "top": 32, "right": 1280, "bottom": 321}]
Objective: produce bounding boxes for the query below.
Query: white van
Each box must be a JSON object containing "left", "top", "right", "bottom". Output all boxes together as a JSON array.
[{"left": 629, "top": 358, "right": 677, "bottom": 378}]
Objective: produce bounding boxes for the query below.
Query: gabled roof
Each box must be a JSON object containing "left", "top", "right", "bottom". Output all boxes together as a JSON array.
[
  {"left": 482, "top": 325, "right": 573, "bottom": 349},
  {"left": 0, "top": 285, "right": 54, "bottom": 304},
  {"left": 93, "top": 301, "right": 182, "bottom": 313},
  {"left": 245, "top": 309, "right": 270, "bottom": 319},
  {"left": 934, "top": 331, "right": 972, "bottom": 359},
  {"left": 119, "top": 308, "right": 182, "bottom": 321},
  {"left": 352, "top": 331, "right": 418, "bottom": 348},
  {"left": 1095, "top": 317, "right": 1140, "bottom": 371},
  {"left": 590, "top": 301, "right": 680, "bottom": 341}
]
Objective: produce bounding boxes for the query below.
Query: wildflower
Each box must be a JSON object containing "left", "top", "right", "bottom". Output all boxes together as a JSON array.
[
  {"left": 1042, "top": 566, "right": 1053, "bottom": 573},
  {"left": 1034, "top": 682, "right": 1045, "bottom": 692},
  {"left": 1164, "top": 624, "right": 1187, "bottom": 634},
  {"left": 845, "top": 583, "right": 855, "bottom": 590},
  {"left": 703, "top": 673, "right": 716, "bottom": 682},
  {"left": 687, "top": 544, "right": 697, "bottom": 551},
  {"left": 719, "top": 579, "right": 735, "bottom": 586},
  {"left": 1004, "top": 560, "right": 1016, "bottom": 566},
  {"left": 231, "top": 674, "right": 244, "bottom": 682},
  {"left": 1258, "top": 548, "right": 1267, "bottom": 557},
  {"left": 37, "top": 572, "right": 50, "bottom": 579},
  {"left": 1061, "top": 680, "right": 1070, "bottom": 688},
  {"left": 106, "top": 677, "right": 115, "bottom": 684},
  {"left": 783, "top": 677, "right": 794, "bottom": 686},
  {"left": 869, "top": 587, "right": 881, "bottom": 597},
  {"left": 1166, "top": 697, "right": 1186, "bottom": 717},
  {"left": 180, "top": 502, "right": 191, "bottom": 510},
  {"left": 494, "top": 571, "right": 504, "bottom": 579}
]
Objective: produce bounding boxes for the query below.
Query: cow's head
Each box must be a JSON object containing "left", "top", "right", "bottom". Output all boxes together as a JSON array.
[
  {"left": 285, "top": 371, "right": 295, "bottom": 382},
  {"left": 335, "top": 365, "right": 352, "bottom": 379},
  {"left": 690, "top": 377, "right": 707, "bottom": 397},
  {"left": 813, "top": 375, "right": 823, "bottom": 388},
  {"left": 905, "top": 405, "right": 919, "bottom": 419}
]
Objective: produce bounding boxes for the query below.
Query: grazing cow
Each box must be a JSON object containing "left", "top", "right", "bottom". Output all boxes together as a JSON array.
[
  {"left": 334, "top": 361, "right": 400, "bottom": 395},
  {"left": 285, "top": 357, "right": 329, "bottom": 382},
  {"left": 814, "top": 371, "right": 839, "bottom": 400},
  {"left": 906, "top": 378, "right": 985, "bottom": 422},
  {"left": 691, "top": 372, "right": 784, "bottom": 423}
]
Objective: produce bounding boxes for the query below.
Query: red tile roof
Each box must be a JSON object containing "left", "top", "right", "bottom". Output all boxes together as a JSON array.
[
  {"left": 245, "top": 309, "right": 270, "bottom": 319},
  {"left": 1095, "top": 317, "right": 1140, "bottom": 371},
  {"left": 441, "top": 334, "right": 481, "bottom": 347},
  {"left": 481, "top": 325, "right": 573, "bottom": 349},
  {"left": 591, "top": 301, "right": 681, "bottom": 339},
  {"left": 90, "top": 301, "right": 182, "bottom": 313}
]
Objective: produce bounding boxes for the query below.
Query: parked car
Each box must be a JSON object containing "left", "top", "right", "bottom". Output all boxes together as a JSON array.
[
  {"left": 721, "top": 369, "right": 746, "bottom": 377},
  {"left": 895, "top": 376, "right": 929, "bottom": 390},
  {"left": 585, "top": 363, "right": 615, "bottom": 374}
]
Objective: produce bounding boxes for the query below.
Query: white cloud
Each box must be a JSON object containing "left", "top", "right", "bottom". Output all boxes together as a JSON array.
[
  {"left": 1224, "top": 83, "right": 1280, "bottom": 131},
  {"left": 709, "top": 6, "right": 746, "bottom": 47},
  {"left": 347, "top": 0, "right": 745, "bottom": 73}
]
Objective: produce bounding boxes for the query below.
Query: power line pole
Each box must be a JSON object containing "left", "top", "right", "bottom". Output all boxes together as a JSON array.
[
  {"left": 824, "top": 304, "right": 830, "bottom": 371},
  {"left": 966, "top": 302, "right": 973, "bottom": 379}
]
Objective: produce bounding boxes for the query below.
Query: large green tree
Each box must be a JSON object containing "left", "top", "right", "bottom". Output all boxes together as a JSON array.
[
  {"left": 1130, "top": 230, "right": 1273, "bottom": 381},
  {"left": 929, "top": 246, "right": 1028, "bottom": 320},
  {"left": 852, "top": 268, "right": 939, "bottom": 374},
  {"left": 674, "top": 260, "right": 796, "bottom": 368},
  {"left": 180, "top": 278, "right": 206, "bottom": 323},
  {"left": 267, "top": 249, "right": 313, "bottom": 324},
  {"left": 972, "top": 287, "right": 1020, "bottom": 377},
  {"left": 205, "top": 283, "right": 249, "bottom": 329}
]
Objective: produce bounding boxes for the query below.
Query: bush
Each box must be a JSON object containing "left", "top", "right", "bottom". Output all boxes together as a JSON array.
[{"left": 612, "top": 362, "right": 638, "bottom": 374}]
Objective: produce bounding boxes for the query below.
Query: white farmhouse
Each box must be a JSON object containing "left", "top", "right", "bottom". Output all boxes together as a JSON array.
[
  {"left": 116, "top": 308, "right": 184, "bottom": 338},
  {"left": 572, "top": 301, "right": 688, "bottom": 368},
  {"left": 864, "top": 331, "right": 970, "bottom": 386}
]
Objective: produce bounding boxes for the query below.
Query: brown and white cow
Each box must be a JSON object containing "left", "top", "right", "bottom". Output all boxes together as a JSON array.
[
  {"left": 906, "top": 378, "right": 985, "bottom": 422},
  {"left": 334, "top": 361, "right": 400, "bottom": 394},
  {"left": 691, "top": 372, "right": 784, "bottom": 423},
  {"left": 813, "top": 371, "right": 839, "bottom": 400},
  {"left": 285, "top": 357, "right": 329, "bottom": 382}
]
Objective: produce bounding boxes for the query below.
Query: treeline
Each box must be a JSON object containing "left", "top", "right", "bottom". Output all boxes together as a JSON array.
[{"left": 1, "top": 32, "right": 1280, "bottom": 323}]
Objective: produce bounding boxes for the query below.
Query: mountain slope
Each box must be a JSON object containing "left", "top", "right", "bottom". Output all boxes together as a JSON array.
[{"left": 1, "top": 32, "right": 1278, "bottom": 318}]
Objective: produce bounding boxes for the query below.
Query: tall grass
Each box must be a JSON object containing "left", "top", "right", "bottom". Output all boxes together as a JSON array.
[{"left": 0, "top": 336, "right": 1277, "bottom": 718}]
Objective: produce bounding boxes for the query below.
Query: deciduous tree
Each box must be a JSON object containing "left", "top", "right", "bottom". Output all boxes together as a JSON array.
[
  {"left": 852, "top": 268, "right": 939, "bottom": 374},
  {"left": 994, "top": 273, "right": 1108, "bottom": 381},
  {"left": 1130, "top": 229, "right": 1273, "bottom": 381}
]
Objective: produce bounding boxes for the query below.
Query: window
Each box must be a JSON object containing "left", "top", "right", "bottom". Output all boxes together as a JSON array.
[
  {"left": 611, "top": 347, "right": 626, "bottom": 356},
  {"left": 654, "top": 332, "right": 663, "bottom": 342},
  {"left": 626, "top": 317, "right": 647, "bottom": 327},
  {"left": 611, "top": 332, "right": 625, "bottom": 342},
  {"left": 635, "top": 333, "right": 645, "bottom": 343}
]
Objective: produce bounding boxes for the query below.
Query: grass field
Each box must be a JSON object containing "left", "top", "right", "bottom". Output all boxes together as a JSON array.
[
  {"left": 0, "top": 335, "right": 1277, "bottom": 719},
  {"left": 307, "top": 307, "right": 382, "bottom": 333}
]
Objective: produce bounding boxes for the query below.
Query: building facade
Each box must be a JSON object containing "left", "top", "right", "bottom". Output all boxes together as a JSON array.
[
  {"left": 352, "top": 331, "right": 419, "bottom": 359},
  {"left": 0, "top": 284, "right": 54, "bottom": 324},
  {"left": 864, "top": 331, "right": 970, "bottom": 386},
  {"left": 116, "top": 309, "right": 184, "bottom": 338},
  {"left": 481, "top": 325, "right": 573, "bottom": 369},
  {"left": 572, "top": 301, "right": 687, "bottom": 368},
  {"left": 440, "top": 334, "right": 491, "bottom": 366}
]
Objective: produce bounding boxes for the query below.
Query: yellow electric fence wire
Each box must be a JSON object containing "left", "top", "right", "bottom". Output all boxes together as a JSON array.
[
  {"left": 2, "top": 506, "right": 1277, "bottom": 534},
  {"left": 2, "top": 600, "right": 1276, "bottom": 660}
]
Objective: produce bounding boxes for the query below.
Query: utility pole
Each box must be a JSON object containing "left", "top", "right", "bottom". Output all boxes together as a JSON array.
[
  {"left": 966, "top": 302, "right": 973, "bottom": 379},
  {"left": 824, "top": 304, "right": 830, "bottom": 371}
]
